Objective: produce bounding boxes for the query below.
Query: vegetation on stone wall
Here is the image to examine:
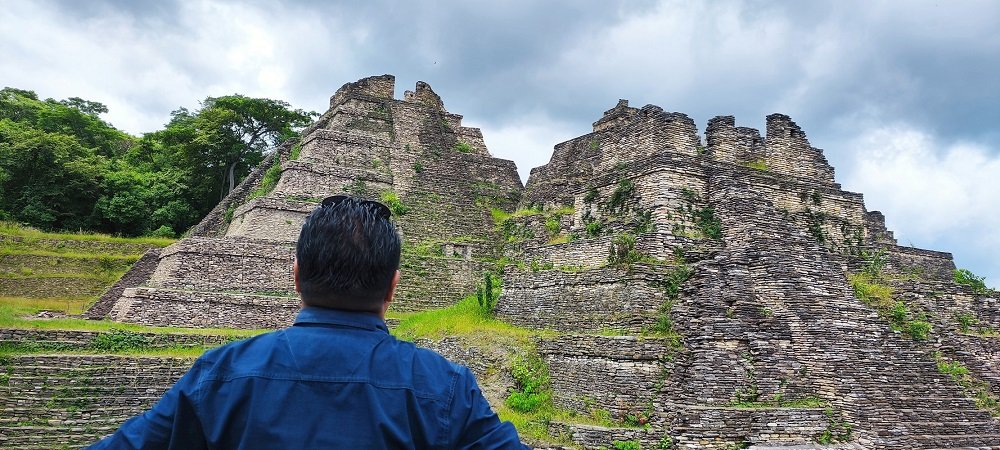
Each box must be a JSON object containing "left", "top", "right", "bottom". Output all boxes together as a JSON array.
[
  {"left": 954, "top": 268, "right": 991, "bottom": 294},
  {"left": 816, "top": 408, "right": 854, "bottom": 444},
  {"left": 506, "top": 350, "right": 551, "bottom": 413},
  {"left": 379, "top": 191, "right": 409, "bottom": 216},
  {"left": 671, "top": 188, "right": 722, "bottom": 240},
  {"left": 475, "top": 271, "right": 501, "bottom": 317},
  {"left": 606, "top": 178, "right": 635, "bottom": 214},
  {"left": 453, "top": 141, "right": 474, "bottom": 153},
  {"left": 607, "top": 232, "right": 653, "bottom": 269},
  {"left": 849, "top": 248, "right": 932, "bottom": 340},
  {"left": 934, "top": 352, "right": 1000, "bottom": 417},
  {"left": 247, "top": 158, "right": 282, "bottom": 200},
  {"left": 745, "top": 158, "right": 769, "bottom": 171}
]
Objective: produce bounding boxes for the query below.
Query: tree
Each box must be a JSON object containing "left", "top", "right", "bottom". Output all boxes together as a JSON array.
[
  {"left": 59, "top": 97, "right": 109, "bottom": 116},
  {"left": 192, "top": 95, "right": 315, "bottom": 197},
  {"left": 0, "top": 118, "right": 104, "bottom": 230}
]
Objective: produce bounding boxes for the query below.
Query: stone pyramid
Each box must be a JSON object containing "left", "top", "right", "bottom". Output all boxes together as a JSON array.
[
  {"left": 86, "top": 76, "right": 1000, "bottom": 449},
  {"left": 91, "top": 75, "right": 522, "bottom": 328}
]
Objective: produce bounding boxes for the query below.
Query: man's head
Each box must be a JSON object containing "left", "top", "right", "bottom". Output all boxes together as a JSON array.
[{"left": 294, "top": 195, "right": 402, "bottom": 313}]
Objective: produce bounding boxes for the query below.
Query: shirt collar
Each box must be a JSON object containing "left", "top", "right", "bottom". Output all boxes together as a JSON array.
[{"left": 293, "top": 306, "right": 389, "bottom": 332}]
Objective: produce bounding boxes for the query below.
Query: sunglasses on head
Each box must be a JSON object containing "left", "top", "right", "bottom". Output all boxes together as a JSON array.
[{"left": 320, "top": 195, "right": 392, "bottom": 219}]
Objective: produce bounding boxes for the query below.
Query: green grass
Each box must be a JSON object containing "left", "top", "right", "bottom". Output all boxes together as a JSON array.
[
  {"left": 0, "top": 296, "right": 96, "bottom": 316},
  {"left": 935, "top": 352, "right": 1000, "bottom": 417},
  {"left": 745, "top": 159, "right": 769, "bottom": 171},
  {"left": 0, "top": 221, "right": 175, "bottom": 247},
  {"left": 848, "top": 272, "right": 893, "bottom": 308},
  {"left": 389, "top": 295, "right": 542, "bottom": 342},
  {"left": 0, "top": 248, "right": 142, "bottom": 261},
  {"left": 0, "top": 342, "right": 210, "bottom": 359},
  {"left": 0, "top": 295, "right": 267, "bottom": 337}
]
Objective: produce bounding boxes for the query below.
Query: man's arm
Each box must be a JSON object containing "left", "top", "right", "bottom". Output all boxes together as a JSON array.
[
  {"left": 86, "top": 360, "right": 208, "bottom": 450},
  {"left": 450, "top": 366, "right": 530, "bottom": 450}
]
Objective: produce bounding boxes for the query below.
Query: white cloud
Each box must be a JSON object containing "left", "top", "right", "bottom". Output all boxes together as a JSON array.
[
  {"left": 845, "top": 124, "right": 1000, "bottom": 287},
  {"left": 472, "top": 115, "right": 580, "bottom": 184},
  {"left": 0, "top": 0, "right": 357, "bottom": 133}
]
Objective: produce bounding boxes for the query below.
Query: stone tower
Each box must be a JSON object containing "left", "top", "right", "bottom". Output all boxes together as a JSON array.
[
  {"left": 497, "top": 100, "right": 1000, "bottom": 448},
  {"left": 91, "top": 75, "right": 523, "bottom": 328}
]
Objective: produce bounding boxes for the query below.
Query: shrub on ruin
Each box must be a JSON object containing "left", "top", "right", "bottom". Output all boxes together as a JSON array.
[
  {"left": 585, "top": 220, "right": 603, "bottom": 238},
  {"left": 906, "top": 320, "right": 932, "bottom": 341},
  {"left": 607, "top": 178, "right": 635, "bottom": 213},
  {"left": 608, "top": 232, "right": 648, "bottom": 268},
  {"left": 954, "top": 268, "right": 989, "bottom": 294},
  {"left": 612, "top": 440, "right": 641, "bottom": 450},
  {"left": 379, "top": 191, "right": 409, "bottom": 216},
  {"left": 453, "top": 141, "right": 473, "bottom": 153},
  {"left": 505, "top": 351, "right": 550, "bottom": 413},
  {"left": 93, "top": 329, "right": 151, "bottom": 352},
  {"left": 475, "top": 271, "right": 501, "bottom": 317},
  {"left": 544, "top": 216, "right": 561, "bottom": 235},
  {"left": 956, "top": 312, "right": 977, "bottom": 332}
]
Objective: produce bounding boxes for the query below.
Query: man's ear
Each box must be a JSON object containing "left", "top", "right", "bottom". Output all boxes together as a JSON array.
[
  {"left": 293, "top": 259, "right": 301, "bottom": 294},
  {"left": 384, "top": 270, "right": 400, "bottom": 305},
  {"left": 380, "top": 270, "right": 401, "bottom": 318}
]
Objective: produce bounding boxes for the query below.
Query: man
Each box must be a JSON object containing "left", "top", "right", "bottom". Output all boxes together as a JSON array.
[{"left": 89, "top": 195, "right": 527, "bottom": 449}]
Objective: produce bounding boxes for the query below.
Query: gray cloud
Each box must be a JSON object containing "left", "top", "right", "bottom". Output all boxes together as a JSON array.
[{"left": 3, "top": 0, "right": 998, "bottom": 286}]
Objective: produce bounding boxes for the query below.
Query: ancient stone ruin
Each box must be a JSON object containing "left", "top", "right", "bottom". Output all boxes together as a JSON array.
[{"left": 4, "top": 75, "right": 998, "bottom": 449}]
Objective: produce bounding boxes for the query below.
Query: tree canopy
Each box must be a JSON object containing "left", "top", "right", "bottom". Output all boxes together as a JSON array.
[{"left": 0, "top": 88, "right": 316, "bottom": 237}]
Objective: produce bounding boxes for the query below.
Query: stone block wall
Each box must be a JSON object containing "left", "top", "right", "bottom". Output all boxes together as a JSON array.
[
  {"left": 394, "top": 254, "right": 486, "bottom": 311},
  {"left": 538, "top": 335, "right": 673, "bottom": 418},
  {"left": 225, "top": 197, "right": 313, "bottom": 242},
  {"left": 884, "top": 245, "right": 956, "bottom": 282},
  {"left": 87, "top": 248, "right": 162, "bottom": 319},
  {"left": 706, "top": 114, "right": 836, "bottom": 184},
  {"left": 328, "top": 74, "right": 395, "bottom": 109},
  {"left": 110, "top": 287, "right": 299, "bottom": 329},
  {"left": 497, "top": 267, "right": 667, "bottom": 333},
  {"left": 146, "top": 238, "right": 295, "bottom": 295}
]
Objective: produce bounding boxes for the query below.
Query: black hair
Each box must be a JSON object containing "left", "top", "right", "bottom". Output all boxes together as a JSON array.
[{"left": 295, "top": 196, "right": 401, "bottom": 311}]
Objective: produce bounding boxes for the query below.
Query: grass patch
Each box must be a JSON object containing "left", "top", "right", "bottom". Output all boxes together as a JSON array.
[
  {"left": 745, "top": 159, "right": 769, "bottom": 171},
  {"left": 0, "top": 248, "right": 142, "bottom": 261},
  {"left": 247, "top": 159, "right": 282, "bottom": 200},
  {"left": 935, "top": 352, "right": 1000, "bottom": 417},
  {"left": 0, "top": 296, "right": 267, "bottom": 337},
  {"left": 389, "top": 295, "right": 540, "bottom": 342},
  {"left": 0, "top": 221, "right": 175, "bottom": 247},
  {"left": 453, "top": 141, "right": 474, "bottom": 153},
  {"left": 0, "top": 296, "right": 95, "bottom": 315},
  {"left": 0, "top": 342, "right": 210, "bottom": 359}
]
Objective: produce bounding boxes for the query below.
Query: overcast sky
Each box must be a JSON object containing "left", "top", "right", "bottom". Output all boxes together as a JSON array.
[{"left": 2, "top": 0, "right": 998, "bottom": 287}]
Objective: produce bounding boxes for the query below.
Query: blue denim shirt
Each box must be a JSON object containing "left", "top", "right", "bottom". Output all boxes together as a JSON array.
[{"left": 88, "top": 307, "right": 527, "bottom": 449}]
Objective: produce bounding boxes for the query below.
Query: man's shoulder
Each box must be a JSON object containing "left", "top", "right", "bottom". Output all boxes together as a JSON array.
[
  {"left": 194, "top": 330, "right": 283, "bottom": 367},
  {"left": 386, "top": 335, "right": 469, "bottom": 377}
]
